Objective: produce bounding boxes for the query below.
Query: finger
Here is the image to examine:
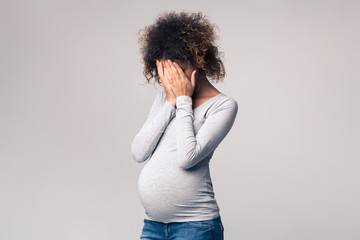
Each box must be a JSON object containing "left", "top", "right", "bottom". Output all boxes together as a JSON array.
[
  {"left": 164, "top": 65, "right": 174, "bottom": 84},
  {"left": 156, "top": 60, "right": 164, "bottom": 79},
  {"left": 156, "top": 60, "right": 163, "bottom": 76},
  {"left": 162, "top": 63, "right": 173, "bottom": 90},
  {"left": 166, "top": 60, "right": 178, "bottom": 79},
  {"left": 157, "top": 60, "right": 168, "bottom": 87},
  {"left": 191, "top": 70, "right": 196, "bottom": 89},
  {"left": 163, "top": 67, "right": 170, "bottom": 84},
  {"left": 172, "top": 62, "right": 188, "bottom": 79},
  {"left": 164, "top": 68, "right": 174, "bottom": 92}
]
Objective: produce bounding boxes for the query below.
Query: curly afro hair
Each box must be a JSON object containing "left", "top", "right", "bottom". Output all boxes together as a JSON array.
[{"left": 137, "top": 10, "right": 226, "bottom": 86}]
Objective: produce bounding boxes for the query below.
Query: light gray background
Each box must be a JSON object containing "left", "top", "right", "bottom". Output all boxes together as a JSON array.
[{"left": 0, "top": 0, "right": 359, "bottom": 239}]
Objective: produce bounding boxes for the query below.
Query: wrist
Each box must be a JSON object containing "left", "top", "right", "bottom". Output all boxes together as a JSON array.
[
  {"left": 166, "top": 99, "right": 176, "bottom": 107},
  {"left": 176, "top": 95, "right": 193, "bottom": 108}
]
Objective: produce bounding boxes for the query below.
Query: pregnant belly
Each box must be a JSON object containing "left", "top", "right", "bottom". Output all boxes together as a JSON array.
[{"left": 137, "top": 158, "right": 206, "bottom": 219}]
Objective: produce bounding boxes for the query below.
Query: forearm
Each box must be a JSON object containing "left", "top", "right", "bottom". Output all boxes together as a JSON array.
[
  {"left": 175, "top": 95, "right": 238, "bottom": 170},
  {"left": 131, "top": 100, "right": 176, "bottom": 163},
  {"left": 175, "top": 95, "right": 198, "bottom": 168}
]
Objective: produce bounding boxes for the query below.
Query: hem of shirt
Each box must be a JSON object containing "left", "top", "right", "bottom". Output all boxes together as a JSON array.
[{"left": 144, "top": 212, "right": 221, "bottom": 224}]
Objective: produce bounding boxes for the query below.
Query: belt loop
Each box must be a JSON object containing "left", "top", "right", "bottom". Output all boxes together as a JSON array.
[{"left": 164, "top": 222, "right": 169, "bottom": 239}]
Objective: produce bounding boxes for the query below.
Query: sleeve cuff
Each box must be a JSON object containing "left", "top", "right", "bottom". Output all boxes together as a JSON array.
[
  {"left": 164, "top": 100, "right": 176, "bottom": 119},
  {"left": 176, "top": 95, "right": 192, "bottom": 106},
  {"left": 176, "top": 95, "right": 193, "bottom": 116}
]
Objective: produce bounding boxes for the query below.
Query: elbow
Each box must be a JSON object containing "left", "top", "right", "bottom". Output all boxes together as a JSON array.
[
  {"left": 177, "top": 150, "right": 210, "bottom": 170},
  {"left": 131, "top": 141, "right": 147, "bottom": 163},
  {"left": 177, "top": 155, "right": 195, "bottom": 170},
  {"left": 131, "top": 151, "right": 149, "bottom": 164},
  {"left": 178, "top": 160, "right": 192, "bottom": 170},
  {"left": 131, "top": 151, "right": 145, "bottom": 163}
]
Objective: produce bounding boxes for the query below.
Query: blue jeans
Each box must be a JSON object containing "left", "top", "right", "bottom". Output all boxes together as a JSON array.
[{"left": 140, "top": 216, "right": 224, "bottom": 240}]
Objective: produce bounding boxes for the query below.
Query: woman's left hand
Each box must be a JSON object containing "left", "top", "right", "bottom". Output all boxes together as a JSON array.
[{"left": 163, "top": 59, "right": 196, "bottom": 97}]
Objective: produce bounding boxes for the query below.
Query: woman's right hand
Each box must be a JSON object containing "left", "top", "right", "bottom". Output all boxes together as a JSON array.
[{"left": 156, "top": 59, "right": 176, "bottom": 107}]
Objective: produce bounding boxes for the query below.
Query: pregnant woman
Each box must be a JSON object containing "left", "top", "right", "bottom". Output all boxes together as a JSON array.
[{"left": 131, "top": 11, "right": 238, "bottom": 240}]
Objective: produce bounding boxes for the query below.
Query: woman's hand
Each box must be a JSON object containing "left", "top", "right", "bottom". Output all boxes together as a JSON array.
[
  {"left": 163, "top": 59, "right": 196, "bottom": 98},
  {"left": 156, "top": 59, "right": 176, "bottom": 107}
]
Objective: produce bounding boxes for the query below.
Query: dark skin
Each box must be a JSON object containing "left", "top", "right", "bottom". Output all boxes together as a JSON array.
[{"left": 155, "top": 59, "right": 221, "bottom": 109}]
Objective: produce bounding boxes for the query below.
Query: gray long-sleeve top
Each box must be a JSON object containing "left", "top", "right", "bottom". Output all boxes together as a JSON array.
[{"left": 131, "top": 89, "right": 238, "bottom": 223}]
